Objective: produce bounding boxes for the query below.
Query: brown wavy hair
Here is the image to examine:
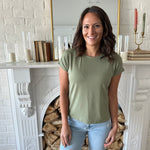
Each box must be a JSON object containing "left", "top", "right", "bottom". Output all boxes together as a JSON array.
[{"left": 72, "top": 6, "right": 116, "bottom": 61}]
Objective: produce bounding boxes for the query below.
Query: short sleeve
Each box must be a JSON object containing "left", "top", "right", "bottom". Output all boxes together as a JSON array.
[
  {"left": 58, "top": 51, "right": 70, "bottom": 72},
  {"left": 113, "top": 54, "right": 124, "bottom": 76}
]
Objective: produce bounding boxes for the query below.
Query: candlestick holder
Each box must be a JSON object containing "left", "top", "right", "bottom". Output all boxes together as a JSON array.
[
  {"left": 128, "top": 30, "right": 150, "bottom": 60},
  {"left": 134, "top": 30, "right": 145, "bottom": 53}
]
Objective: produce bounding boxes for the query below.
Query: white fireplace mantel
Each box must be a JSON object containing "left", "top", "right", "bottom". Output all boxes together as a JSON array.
[{"left": 0, "top": 60, "right": 150, "bottom": 150}]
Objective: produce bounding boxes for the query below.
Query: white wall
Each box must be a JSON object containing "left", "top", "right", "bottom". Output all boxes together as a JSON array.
[
  {"left": 0, "top": 0, "right": 150, "bottom": 149},
  {"left": 0, "top": 0, "right": 51, "bottom": 149}
]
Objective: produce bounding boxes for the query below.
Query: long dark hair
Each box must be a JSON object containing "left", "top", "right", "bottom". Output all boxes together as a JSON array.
[{"left": 72, "top": 6, "right": 116, "bottom": 61}]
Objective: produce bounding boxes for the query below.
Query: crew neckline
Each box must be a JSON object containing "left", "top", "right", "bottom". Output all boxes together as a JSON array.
[{"left": 83, "top": 53, "right": 104, "bottom": 59}]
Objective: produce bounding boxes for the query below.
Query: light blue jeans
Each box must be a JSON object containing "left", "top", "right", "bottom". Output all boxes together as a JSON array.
[{"left": 60, "top": 117, "right": 111, "bottom": 150}]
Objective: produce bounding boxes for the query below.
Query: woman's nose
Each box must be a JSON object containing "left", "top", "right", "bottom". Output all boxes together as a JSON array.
[{"left": 89, "top": 26, "right": 95, "bottom": 35}]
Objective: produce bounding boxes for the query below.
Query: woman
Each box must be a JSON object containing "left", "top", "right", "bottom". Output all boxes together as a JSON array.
[{"left": 59, "top": 6, "right": 124, "bottom": 150}]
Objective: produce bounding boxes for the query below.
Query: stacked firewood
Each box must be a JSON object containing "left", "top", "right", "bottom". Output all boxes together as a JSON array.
[
  {"left": 42, "top": 97, "right": 126, "bottom": 150},
  {"left": 42, "top": 97, "right": 61, "bottom": 150}
]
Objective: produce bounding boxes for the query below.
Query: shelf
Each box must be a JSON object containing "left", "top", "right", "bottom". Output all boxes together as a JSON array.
[
  {"left": 0, "top": 61, "right": 59, "bottom": 69},
  {"left": 0, "top": 60, "right": 150, "bottom": 69},
  {"left": 122, "top": 60, "right": 150, "bottom": 65}
]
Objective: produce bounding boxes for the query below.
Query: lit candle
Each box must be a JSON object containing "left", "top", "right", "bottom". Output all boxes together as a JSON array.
[
  {"left": 134, "top": 8, "right": 138, "bottom": 32},
  {"left": 142, "top": 13, "right": 146, "bottom": 35}
]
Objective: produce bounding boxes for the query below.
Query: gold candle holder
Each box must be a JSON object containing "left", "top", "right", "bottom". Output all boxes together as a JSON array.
[{"left": 134, "top": 29, "right": 145, "bottom": 53}]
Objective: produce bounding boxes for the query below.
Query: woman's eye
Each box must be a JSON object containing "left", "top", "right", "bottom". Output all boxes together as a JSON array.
[
  {"left": 94, "top": 24, "right": 100, "bottom": 28},
  {"left": 83, "top": 25, "right": 89, "bottom": 29}
]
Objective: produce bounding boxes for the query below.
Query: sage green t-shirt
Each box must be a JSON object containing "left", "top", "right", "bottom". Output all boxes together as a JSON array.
[{"left": 59, "top": 49, "right": 124, "bottom": 124}]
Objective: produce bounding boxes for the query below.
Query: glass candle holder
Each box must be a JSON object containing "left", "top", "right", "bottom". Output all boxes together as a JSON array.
[
  {"left": 22, "top": 31, "right": 33, "bottom": 62},
  {"left": 57, "top": 36, "right": 64, "bottom": 60},
  {"left": 124, "top": 35, "right": 129, "bottom": 52},
  {"left": 119, "top": 35, "right": 123, "bottom": 53},
  {"left": 4, "top": 43, "right": 8, "bottom": 63},
  {"left": 15, "top": 43, "right": 25, "bottom": 62},
  {"left": 4, "top": 43, "right": 16, "bottom": 63},
  {"left": 120, "top": 51, "right": 128, "bottom": 61}
]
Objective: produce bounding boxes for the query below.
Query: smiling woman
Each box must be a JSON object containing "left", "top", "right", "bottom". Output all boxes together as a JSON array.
[
  {"left": 58, "top": 5, "right": 124, "bottom": 150},
  {"left": 49, "top": 0, "right": 120, "bottom": 60}
]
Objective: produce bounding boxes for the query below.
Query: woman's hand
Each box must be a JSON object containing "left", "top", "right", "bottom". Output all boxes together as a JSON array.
[
  {"left": 104, "top": 126, "right": 117, "bottom": 148},
  {"left": 61, "top": 125, "right": 72, "bottom": 147}
]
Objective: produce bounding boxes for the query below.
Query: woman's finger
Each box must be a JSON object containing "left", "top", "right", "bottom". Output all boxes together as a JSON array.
[
  {"left": 105, "top": 136, "right": 110, "bottom": 144},
  {"left": 69, "top": 132, "right": 72, "bottom": 141},
  {"left": 64, "top": 135, "right": 70, "bottom": 146},
  {"left": 61, "top": 136, "right": 66, "bottom": 147},
  {"left": 104, "top": 136, "right": 115, "bottom": 148}
]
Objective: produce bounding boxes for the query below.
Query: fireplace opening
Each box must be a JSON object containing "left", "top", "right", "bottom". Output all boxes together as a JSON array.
[
  {"left": 42, "top": 96, "right": 61, "bottom": 150},
  {"left": 42, "top": 97, "right": 126, "bottom": 150}
]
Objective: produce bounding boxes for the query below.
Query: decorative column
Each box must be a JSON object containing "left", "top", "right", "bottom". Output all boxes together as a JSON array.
[
  {"left": 8, "top": 68, "right": 40, "bottom": 150},
  {"left": 118, "top": 64, "right": 150, "bottom": 150}
]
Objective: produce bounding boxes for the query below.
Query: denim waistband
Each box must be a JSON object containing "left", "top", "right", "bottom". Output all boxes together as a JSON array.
[{"left": 68, "top": 116, "right": 111, "bottom": 130}]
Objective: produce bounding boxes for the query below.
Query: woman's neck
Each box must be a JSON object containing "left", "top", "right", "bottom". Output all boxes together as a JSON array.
[{"left": 85, "top": 46, "right": 100, "bottom": 57}]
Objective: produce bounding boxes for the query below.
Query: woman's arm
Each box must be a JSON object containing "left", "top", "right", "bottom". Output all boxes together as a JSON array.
[
  {"left": 104, "top": 74, "right": 121, "bottom": 148},
  {"left": 59, "top": 67, "right": 71, "bottom": 147}
]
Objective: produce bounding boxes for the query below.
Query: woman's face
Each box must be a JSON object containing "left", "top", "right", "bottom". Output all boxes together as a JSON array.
[{"left": 82, "top": 12, "right": 103, "bottom": 48}]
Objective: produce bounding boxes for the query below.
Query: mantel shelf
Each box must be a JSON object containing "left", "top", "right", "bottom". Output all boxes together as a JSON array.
[
  {"left": 0, "top": 60, "right": 150, "bottom": 69},
  {"left": 0, "top": 61, "right": 59, "bottom": 69},
  {"left": 123, "top": 60, "right": 150, "bottom": 65}
]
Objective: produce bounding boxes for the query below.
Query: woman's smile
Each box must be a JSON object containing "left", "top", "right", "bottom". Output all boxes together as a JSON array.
[{"left": 87, "top": 36, "right": 97, "bottom": 39}]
